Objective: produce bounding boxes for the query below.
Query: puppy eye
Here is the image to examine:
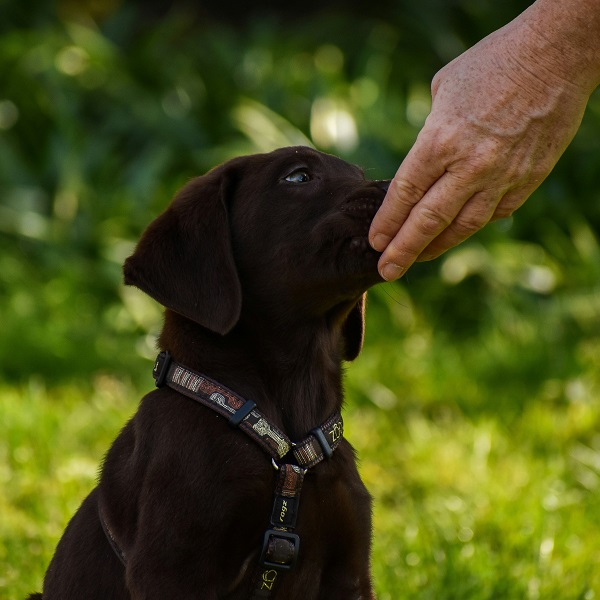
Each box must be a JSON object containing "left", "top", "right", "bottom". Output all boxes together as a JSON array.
[{"left": 284, "top": 170, "right": 311, "bottom": 183}]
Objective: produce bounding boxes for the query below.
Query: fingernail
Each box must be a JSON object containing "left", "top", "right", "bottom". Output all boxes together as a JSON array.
[
  {"left": 370, "top": 233, "right": 391, "bottom": 252},
  {"left": 380, "top": 263, "right": 405, "bottom": 281}
]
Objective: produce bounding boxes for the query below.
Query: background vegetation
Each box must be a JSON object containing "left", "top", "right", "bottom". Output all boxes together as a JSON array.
[{"left": 1, "top": 0, "right": 599, "bottom": 597}]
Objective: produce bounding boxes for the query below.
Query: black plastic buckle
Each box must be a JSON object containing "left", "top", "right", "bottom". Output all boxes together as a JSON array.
[
  {"left": 153, "top": 351, "right": 172, "bottom": 387},
  {"left": 310, "top": 426, "right": 333, "bottom": 459},
  {"left": 259, "top": 530, "right": 300, "bottom": 571},
  {"left": 229, "top": 400, "right": 257, "bottom": 427}
]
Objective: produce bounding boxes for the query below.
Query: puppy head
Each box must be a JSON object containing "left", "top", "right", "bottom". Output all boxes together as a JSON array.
[{"left": 124, "top": 147, "right": 388, "bottom": 360}]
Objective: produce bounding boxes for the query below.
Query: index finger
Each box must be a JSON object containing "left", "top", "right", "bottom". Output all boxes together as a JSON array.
[{"left": 369, "top": 131, "right": 446, "bottom": 253}]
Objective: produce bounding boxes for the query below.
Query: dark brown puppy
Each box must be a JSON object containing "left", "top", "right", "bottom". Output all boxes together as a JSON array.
[{"left": 35, "top": 146, "right": 388, "bottom": 599}]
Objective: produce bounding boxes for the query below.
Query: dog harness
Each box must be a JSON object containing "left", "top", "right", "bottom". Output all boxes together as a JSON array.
[{"left": 99, "top": 351, "right": 344, "bottom": 598}]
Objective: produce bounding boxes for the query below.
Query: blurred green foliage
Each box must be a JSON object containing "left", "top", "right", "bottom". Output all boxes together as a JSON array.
[
  {"left": 1, "top": 0, "right": 599, "bottom": 383},
  {"left": 1, "top": 0, "right": 600, "bottom": 598}
]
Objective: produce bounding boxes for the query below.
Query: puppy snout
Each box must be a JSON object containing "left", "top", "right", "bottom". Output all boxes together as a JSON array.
[{"left": 376, "top": 180, "right": 391, "bottom": 193}]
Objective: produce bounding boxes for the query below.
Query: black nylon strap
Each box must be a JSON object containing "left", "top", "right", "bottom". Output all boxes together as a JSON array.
[{"left": 250, "top": 463, "right": 305, "bottom": 599}]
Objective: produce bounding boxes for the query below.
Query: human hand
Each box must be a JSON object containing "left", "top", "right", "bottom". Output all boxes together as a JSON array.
[{"left": 369, "top": 3, "right": 599, "bottom": 281}]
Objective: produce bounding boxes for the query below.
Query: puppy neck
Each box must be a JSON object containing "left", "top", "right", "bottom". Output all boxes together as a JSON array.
[{"left": 158, "top": 309, "right": 345, "bottom": 442}]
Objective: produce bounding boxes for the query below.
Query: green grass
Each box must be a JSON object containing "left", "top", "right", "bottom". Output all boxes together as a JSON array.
[
  {"left": 2, "top": 4, "right": 600, "bottom": 598},
  {"left": 3, "top": 308, "right": 599, "bottom": 599},
  {"left": 0, "top": 377, "right": 136, "bottom": 598},
  {"left": 348, "top": 404, "right": 600, "bottom": 599}
]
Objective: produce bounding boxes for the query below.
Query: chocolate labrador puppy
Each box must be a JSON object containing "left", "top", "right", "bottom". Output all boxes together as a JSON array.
[{"left": 31, "top": 146, "right": 389, "bottom": 599}]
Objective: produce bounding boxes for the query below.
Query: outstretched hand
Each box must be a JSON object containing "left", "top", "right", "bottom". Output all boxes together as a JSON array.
[{"left": 369, "top": 2, "right": 599, "bottom": 281}]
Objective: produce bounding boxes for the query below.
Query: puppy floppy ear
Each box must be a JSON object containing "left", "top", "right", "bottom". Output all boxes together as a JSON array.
[
  {"left": 342, "top": 294, "right": 366, "bottom": 361},
  {"left": 123, "top": 164, "right": 242, "bottom": 335}
]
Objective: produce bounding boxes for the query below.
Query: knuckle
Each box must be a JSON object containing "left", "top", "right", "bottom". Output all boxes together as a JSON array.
[
  {"left": 447, "top": 139, "right": 504, "bottom": 182},
  {"left": 451, "top": 212, "right": 489, "bottom": 236},
  {"left": 388, "top": 177, "right": 427, "bottom": 204},
  {"left": 463, "top": 153, "right": 496, "bottom": 179},
  {"left": 414, "top": 205, "right": 453, "bottom": 236},
  {"left": 423, "top": 125, "right": 459, "bottom": 160}
]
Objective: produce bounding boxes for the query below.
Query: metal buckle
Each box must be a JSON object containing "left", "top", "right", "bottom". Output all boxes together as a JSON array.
[{"left": 259, "top": 529, "right": 300, "bottom": 571}]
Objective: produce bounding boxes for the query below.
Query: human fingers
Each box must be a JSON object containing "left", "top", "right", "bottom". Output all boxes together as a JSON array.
[
  {"left": 415, "top": 190, "right": 504, "bottom": 261},
  {"left": 369, "top": 132, "right": 446, "bottom": 253},
  {"left": 376, "top": 171, "right": 478, "bottom": 280},
  {"left": 489, "top": 181, "right": 541, "bottom": 221},
  {"left": 416, "top": 183, "right": 537, "bottom": 262}
]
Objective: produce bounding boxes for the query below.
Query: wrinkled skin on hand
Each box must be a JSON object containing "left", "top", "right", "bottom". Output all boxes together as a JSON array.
[{"left": 370, "top": 0, "right": 600, "bottom": 281}]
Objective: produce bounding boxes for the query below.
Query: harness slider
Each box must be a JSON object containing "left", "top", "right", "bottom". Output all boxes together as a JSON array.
[
  {"left": 310, "top": 426, "right": 334, "bottom": 459},
  {"left": 229, "top": 400, "right": 257, "bottom": 427}
]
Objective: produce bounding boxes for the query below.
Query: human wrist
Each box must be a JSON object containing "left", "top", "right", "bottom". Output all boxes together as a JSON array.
[{"left": 520, "top": 0, "right": 600, "bottom": 93}]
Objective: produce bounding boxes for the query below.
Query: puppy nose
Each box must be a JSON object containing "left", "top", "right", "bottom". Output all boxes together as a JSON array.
[{"left": 377, "top": 180, "right": 391, "bottom": 193}]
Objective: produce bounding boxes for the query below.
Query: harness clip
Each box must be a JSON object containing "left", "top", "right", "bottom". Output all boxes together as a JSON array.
[
  {"left": 153, "top": 351, "right": 172, "bottom": 387},
  {"left": 259, "top": 530, "right": 300, "bottom": 571}
]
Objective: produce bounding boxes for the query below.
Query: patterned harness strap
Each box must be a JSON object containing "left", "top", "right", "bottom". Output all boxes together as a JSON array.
[
  {"left": 152, "top": 351, "right": 344, "bottom": 468},
  {"left": 99, "top": 351, "right": 345, "bottom": 599}
]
